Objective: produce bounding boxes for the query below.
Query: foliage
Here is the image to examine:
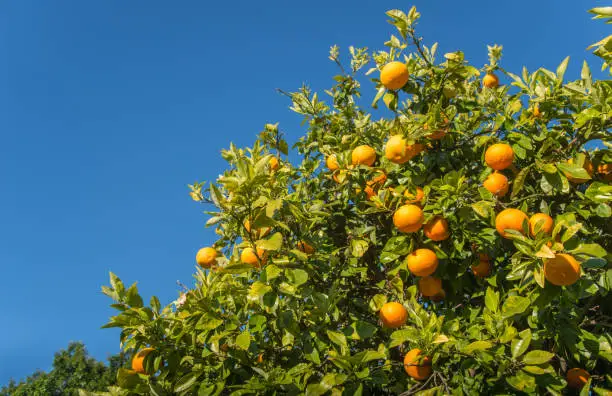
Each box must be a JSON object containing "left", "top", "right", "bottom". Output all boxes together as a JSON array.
[
  {"left": 101, "top": 6, "right": 611, "bottom": 395},
  {"left": 0, "top": 342, "right": 129, "bottom": 396}
]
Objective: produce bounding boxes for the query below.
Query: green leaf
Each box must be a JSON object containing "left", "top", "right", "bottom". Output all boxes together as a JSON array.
[
  {"left": 570, "top": 243, "right": 607, "bottom": 258},
  {"left": 511, "top": 166, "right": 529, "bottom": 199},
  {"left": 502, "top": 296, "right": 531, "bottom": 318},
  {"left": 287, "top": 269, "right": 309, "bottom": 287},
  {"left": 174, "top": 373, "right": 200, "bottom": 393},
  {"left": 506, "top": 372, "right": 536, "bottom": 392},
  {"left": 350, "top": 239, "right": 369, "bottom": 258},
  {"left": 522, "top": 350, "right": 554, "bottom": 365},
  {"left": 585, "top": 182, "right": 612, "bottom": 203},
  {"left": 485, "top": 287, "right": 499, "bottom": 313},
  {"left": 390, "top": 327, "right": 420, "bottom": 348},
  {"left": 557, "top": 162, "right": 591, "bottom": 181},
  {"left": 327, "top": 330, "right": 348, "bottom": 349},
  {"left": 595, "top": 203, "right": 611, "bottom": 217},
  {"left": 116, "top": 368, "right": 144, "bottom": 388},
  {"left": 522, "top": 364, "right": 553, "bottom": 375},
  {"left": 462, "top": 340, "right": 493, "bottom": 354},
  {"left": 511, "top": 329, "right": 532, "bottom": 359},
  {"left": 583, "top": 257, "right": 607, "bottom": 269},
  {"left": 556, "top": 56, "right": 570, "bottom": 83},
  {"left": 369, "top": 294, "right": 387, "bottom": 312},
  {"left": 236, "top": 331, "right": 251, "bottom": 350},
  {"left": 256, "top": 232, "right": 283, "bottom": 251},
  {"left": 221, "top": 263, "right": 255, "bottom": 274},
  {"left": 196, "top": 314, "right": 224, "bottom": 330},
  {"left": 472, "top": 201, "right": 493, "bottom": 218}
]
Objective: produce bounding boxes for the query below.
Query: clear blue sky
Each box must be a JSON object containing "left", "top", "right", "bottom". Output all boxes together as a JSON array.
[{"left": 0, "top": 0, "right": 606, "bottom": 384}]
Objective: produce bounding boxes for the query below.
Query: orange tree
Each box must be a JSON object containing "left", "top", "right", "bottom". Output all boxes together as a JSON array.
[{"left": 95, "top": 7, "right": 612, "bottom": 396}]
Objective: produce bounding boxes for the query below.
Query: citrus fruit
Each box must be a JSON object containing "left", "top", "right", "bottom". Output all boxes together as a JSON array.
[
  {"left": 379, "top": 301, "right": 408, "bottom": 328},
  {"left": 269, "top": 157, "right": 279, "bottom": 171},
  {"left": 380, "top": 61, "right": 409, "bottom": 91},
  {"left": 385, "top": 135, "right": 424, "bottom": 164},
  {"left": 297, "top": 240, "right": 315, "bottom": 254},
  {"left": 403, "top": 349, "right": 432, "bottom": 380},
  {"left": 485, "top": 143, "right": 514, "bottom": 170},
  {"left": 423, "top": 216, "right": 450, "bottom": 241},
  {"left": 132, "top": 348, "right": 155, "bottom": 374},
  {"left": 543, "top": 254, "right": 581, "bottom": 286},
  {"left": 241, "top": 247, "right": 266, "bottom": 267},
  {"left": 566, "top": 368, "right": 590, "bottom": 389},
  {"left": 495, "top": 208, "right": 528, "bottom": 238},
  {"left": 393, "top": 204, "right": 424, "bottom": 233},
  {"left": 528, "top": 213, "right": 554, "bottom": 237},
  {"left": 326, "top": 154, "right": 340, "bottom": 171},
  {"left": 351, "top": 145, "right": 377, "bottom": 166},
  {"left": 483, "top": 73, "right": 499, "bottom": 88},
  {"left": 404, "top": 187, "right": 424, "bottom": 204},
  {"left": 406, "top": 248, "right": 438, "bottom": 277},
  {"left": 196, "top": 247, "right": 218, "bottom": 268},
  {"left": 471, "top": 258, "right": 491, "bottom": 277},
  {"left": 483, "top": 172, "right": 509, "bottom": 197},
  {"left": 418, "top": 276, "right": 442, "bottom": 297}
]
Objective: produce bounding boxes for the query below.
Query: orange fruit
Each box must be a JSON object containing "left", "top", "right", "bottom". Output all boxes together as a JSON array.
[
  {"left": 406, "top": 248, "right": 439, "bottom": 277},
  {"left": 564, "top": 157, "right": 594, "bottom": 183},
  {"left": 483, "top": 73, "right": 499, "bottom": 88},
  {"left": 529, "top": 213, "right": 554, "bottom": 237},
  {"left": 385, "top": 135, "right": 424, "bottom": 164},
  {"left": 132, "top": 348, "right": 155, "bottom": 374},
  {"left": 326, "top": 154, "right": 340, "bottom": 171},
  {"left": 495, "top": 208, "right": 528, "bottom": 239},
  {"left": 241, "top": 247, "right": 267, "bottom": 267},
  {"left": 597, "top": 163, "right": 612, "bottom": 181},
  {"left": 485, "top": 143, "right": 514, "bottom": 170},
  {"left": 269, "top": 157, "right": 280, "bottom": 171},
  {"left": 404, "top": 187, "right": 424, "bottom": 205},
  {"left": 379, "top": 301, "right": 408, "bottom": 328},
  {"left": 566, "top": 368, "right": 590, "bottom": 389},
  {"left": 418, "top": 276, "right": 442, "bottom": 297},
  {"left": 393, "top": 204, "right": 424, "bottom": 233},
  {"left": 257, "top": 353, "right": 264, "bottom": 364},
  {"left": 196, "top": 247, "right": 218, "bottom": 268},
  {"left": 297, "top": 240, "right": 315, "bottom": 254},
  {"left": 380, "top": 61, "right": 409, "bottom": 91},
  {"left": 532, "top": 104, "right": 541, "bottom": 117},
  {"left": 403, "top": 349, "right": 432, "bottom": 380},
  {"left": 423, "top": 216, "right": 450, "bottom": 241},
  {"left": 351, "top": 145, "right": 377, "bottom": 166},
  {"left": 483, "top": 172, "right": 509, "bottom": 198},
  {"left": 544, "top": 254, "right": 581, "bottom": 286},
  {"left": 471, "top": 258, "right": 491, "bottom": 277},
  {"left": 363, "top": 171, "right": 387, "bottom": 199}
]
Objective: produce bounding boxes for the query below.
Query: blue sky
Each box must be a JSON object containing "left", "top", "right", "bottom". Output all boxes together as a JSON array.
[{"left": 0, "top": 0, "right": 606, "bottom": 384}]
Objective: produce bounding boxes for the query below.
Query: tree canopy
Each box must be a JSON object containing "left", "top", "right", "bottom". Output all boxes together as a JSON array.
[{"left": 98, "top": 6, "right": 611, "bottom": 395}]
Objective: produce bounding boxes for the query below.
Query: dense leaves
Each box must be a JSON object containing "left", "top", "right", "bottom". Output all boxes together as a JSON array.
[{"left": 100, "top": 6, "right": 611, "bottom": 395}]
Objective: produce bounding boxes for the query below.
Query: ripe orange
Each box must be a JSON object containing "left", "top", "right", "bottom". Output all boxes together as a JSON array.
[
  {"left": 483, "top": 172, "right": 509, "bottom": 198},
  {"left": 406, "top": 248, "right": 439, "bottom": 277},
  {"left": 566, "top": 368, "right": 590, "bottom": 389},
  {"left": 241, "top": 247, "right": 267, "bottom": 267},
  {"left": 418, "top": 276, "right": 442, "bottom": 297},
  {"left": 393, "top": 204, "right": 424, "bottom": 233},
  {"left": 363, "top": 171, "right": 387, "bottom": 199},
  {"left": 597, "top": 162, "right": 612, "bottom": 181},
  {"left": 423, "top": 216, "right": 450, "bottom": 241},
  {"left": 380, "top": 61, "right": 409, "bottom": 91},
  {"left": 196, "top": 247, "right": 218, "bottom": 268},
  {"left": 403, "top": 349, "right": 432, "bottom": 380},
  {"left": 495, "top": 208, "right": 528, "bottom": 239},
  {"left": 471, "top": 258, "right": 491, "bottom": 277},
  {"left": 269, "top": 157, "right": 280, "bottom": 171},
  {"left": 385, "top": 135, "right": 424, "bottom": 164},
  {"left": 297, "top": 240, "right": 315, "bottom": 254},
  {"left": 132, "top": 348, "right": 155, "bottom": 374},
  {"left": 326, "top": 154, "right": 340, "bottom": 171},
  {"left": 379, "top": 301, "right": 408, "bottom": 328},
  {"left": 564, "top": 158, "right": 594, "bottom": 183},
  {"left": 485, "top": 143, "right": 514, "bottom": 170},
  {"left": 532, "top": 104, "right": 541, "bottom": 117},
  {"left": 528, "top": 213, "right": 554, "bottom": 237},
  {"left": 404, "top": 187, "right": 424, "bottom": 205},
  {"left": 543, "top": 254, "right": 581, "bottom": 286},
  {"left": 482, "top": 73, "right": 499, "bottom": 88},
  {"left": 351, "top": 145, "right": 377, "bottom": 166}
]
